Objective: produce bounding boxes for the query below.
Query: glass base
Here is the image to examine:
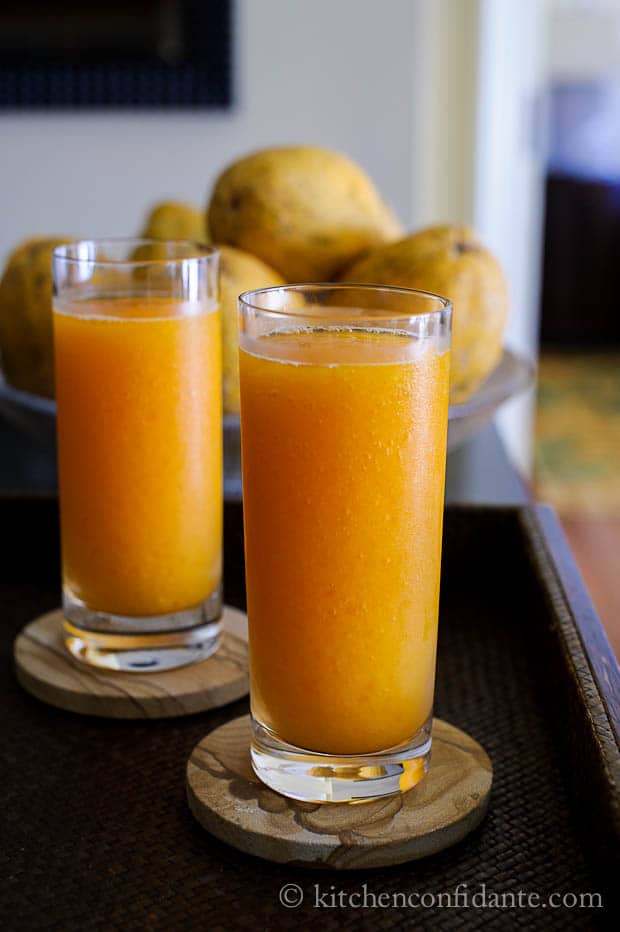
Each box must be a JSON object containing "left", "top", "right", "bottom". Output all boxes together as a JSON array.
[
  {"left": 62, "top": 586, "right": 222, "bottom": 672},
  {"left": 250, "top": 717, "right": 432, "bottom": 803}
]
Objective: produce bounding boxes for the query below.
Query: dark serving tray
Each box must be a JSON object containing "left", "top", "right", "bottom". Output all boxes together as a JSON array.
[{"left": 1, "top": 498, "right": 618, "bottom": 930}]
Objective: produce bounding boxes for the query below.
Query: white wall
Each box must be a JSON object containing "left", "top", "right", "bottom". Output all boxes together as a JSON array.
[
  {"left": 411, "top": 0, "right": 547, "bottom": 474},
  {"left": 0, "top": 0, "right": 418, "bottom": 266},
  {"left": 549, "top": 0, "right": 620, "bottom": 80},
  {"left": 410, "top": 0, "right": 481, "bottom": 226},
  {"left": 473, "top": 0, "right": 547, "bottom": 474}
]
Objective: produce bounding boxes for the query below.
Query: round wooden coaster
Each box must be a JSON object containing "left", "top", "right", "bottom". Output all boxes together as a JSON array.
[
  {"left": 186, "top": 715, "right": 492, "bottom": 869},
  {"left": 14, "top": 607, "right": 248, "bottom": 719}
]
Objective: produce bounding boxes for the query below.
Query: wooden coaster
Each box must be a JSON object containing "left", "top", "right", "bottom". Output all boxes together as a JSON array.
[
  {"left": 14, "top": 607, "right": 248, "bottom": 719},
  {"left": 186, "top": 715, "right": 492, "bottom": 869}
]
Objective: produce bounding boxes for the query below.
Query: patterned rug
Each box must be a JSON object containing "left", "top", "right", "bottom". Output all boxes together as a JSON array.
[{"left": 534, "top": 351, "right": 620, "bottom": 516}]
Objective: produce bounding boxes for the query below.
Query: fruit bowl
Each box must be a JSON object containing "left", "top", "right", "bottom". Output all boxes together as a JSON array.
[{"left": 0, "top": 349, "right": 533, "bottom": 500}]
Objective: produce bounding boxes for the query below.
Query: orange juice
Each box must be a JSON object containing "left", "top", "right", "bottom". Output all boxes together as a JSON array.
[
  {"left": 240, "top": 328, "right": 450, "bottom": 755},
  {"left": 53, "top": 297, "right": 222, "bottom": 617}
]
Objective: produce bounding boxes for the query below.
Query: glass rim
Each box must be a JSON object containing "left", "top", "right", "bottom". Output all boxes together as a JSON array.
[
  {"left": 52, "top": 238, "right": 218, "bottom": 267},
  {"left": 238, "top": 282, "right": 452, "bottom": 321}
]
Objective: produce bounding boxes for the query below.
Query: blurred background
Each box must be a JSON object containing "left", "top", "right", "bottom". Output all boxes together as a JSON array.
[{"left": 0, "top": 0, "right": 618, "bottom": 649}]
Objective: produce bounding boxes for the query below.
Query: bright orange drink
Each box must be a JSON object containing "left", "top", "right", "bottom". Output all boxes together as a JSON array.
[
  {"left": 54, "top": 297, "right": 222, "bottom": 617},
  {"left": 240, "top": 326, "right": 450, "bottom": 757},
  {"left": 52, "top": 239, "right": 222, "bottom": 672}
]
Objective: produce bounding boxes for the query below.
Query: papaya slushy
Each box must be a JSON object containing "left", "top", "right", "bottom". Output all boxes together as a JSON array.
[
  {"left": 54, "top": 297, "right": 222, "bottom": 617},
  {"left": 240, "top": 327, "right": 450, "bottom": 756}
]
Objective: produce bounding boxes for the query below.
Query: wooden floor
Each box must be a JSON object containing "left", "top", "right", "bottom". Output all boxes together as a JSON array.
[
  {"left": 534, "top": 350, "right": 619, "bottom": 660},
  {"left": 561, "top": 516, "right": 620, "bottom": 659}
]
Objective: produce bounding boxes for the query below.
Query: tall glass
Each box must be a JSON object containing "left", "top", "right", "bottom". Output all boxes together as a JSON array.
[
  {"left": 238, "top": 284, "right": 451, "bottom": 802},
  {"left": 52, "top": 240, "right": 222, "bottom": 672}
]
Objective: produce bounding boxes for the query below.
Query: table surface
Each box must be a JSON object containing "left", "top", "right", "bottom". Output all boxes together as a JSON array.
[
  {"left": 1, "top": 500, "right": 614, "bottom": 930},
  {"left": 0, "top": 414, "right": 528, "bottom": 505}
]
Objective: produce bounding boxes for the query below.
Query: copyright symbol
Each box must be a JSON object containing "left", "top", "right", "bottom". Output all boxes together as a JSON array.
[{"left": 279, "top": 883, "right": 304, "bottom": 908}]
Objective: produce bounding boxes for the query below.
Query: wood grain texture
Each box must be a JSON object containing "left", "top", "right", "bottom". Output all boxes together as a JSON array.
[
  {"left": 14, "top": 607, "right": 248, "bottom": 718},
  {"left": 186, "top": 714, "right": 492, "bottom": 869}
]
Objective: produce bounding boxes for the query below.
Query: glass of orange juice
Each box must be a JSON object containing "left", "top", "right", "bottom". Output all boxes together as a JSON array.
[
  {"left": 238, "top": 284, "right": 451, "bottom": 802},
  {"left": 52, "top": 239, "right": 222, "bottom": 673}
]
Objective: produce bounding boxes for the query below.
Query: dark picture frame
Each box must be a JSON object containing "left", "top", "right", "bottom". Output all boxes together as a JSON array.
[{"left": 0, "top": 0, "right": 233, "bottom": 109}]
